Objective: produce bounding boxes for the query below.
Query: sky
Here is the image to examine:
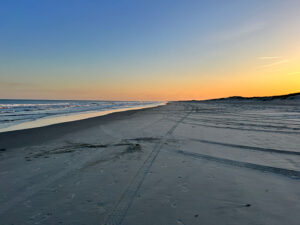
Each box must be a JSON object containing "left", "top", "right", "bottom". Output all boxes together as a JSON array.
[{"left": 0, "top": 0, "right": 299, "bottom": 101}]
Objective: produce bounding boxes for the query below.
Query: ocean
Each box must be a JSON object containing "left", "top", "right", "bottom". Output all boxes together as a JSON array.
[{"left": 0, "top": 99, "right": 161, "bottom": 131}]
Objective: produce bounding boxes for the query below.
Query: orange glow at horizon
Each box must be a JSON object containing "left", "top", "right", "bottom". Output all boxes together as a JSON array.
[{"left": 1, "top": 1, "right": 300, "bottom": 101}]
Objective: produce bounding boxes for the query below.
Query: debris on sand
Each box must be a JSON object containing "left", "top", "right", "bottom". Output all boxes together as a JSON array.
[{"left": 125, "top": 143, "right": 142, "bottom": 153}]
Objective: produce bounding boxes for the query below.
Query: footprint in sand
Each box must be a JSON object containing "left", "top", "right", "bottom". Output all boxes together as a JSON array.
[{"left": 177, "top": 183, "right": 189, "bottom": 192}]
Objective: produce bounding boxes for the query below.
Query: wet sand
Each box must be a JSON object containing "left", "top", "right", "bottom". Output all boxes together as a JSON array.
[{"left": 0, "top": 101, "right": 299, "bottom": 225}]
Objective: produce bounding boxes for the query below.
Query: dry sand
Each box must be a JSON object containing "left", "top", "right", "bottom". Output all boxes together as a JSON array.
[{"left": 0, "top": 101, "right": 299, "bottom": 225}]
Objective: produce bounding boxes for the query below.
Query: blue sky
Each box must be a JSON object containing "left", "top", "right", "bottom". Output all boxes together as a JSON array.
[{"left": 1, "top": 0, "right": 299, "bottom": 100}]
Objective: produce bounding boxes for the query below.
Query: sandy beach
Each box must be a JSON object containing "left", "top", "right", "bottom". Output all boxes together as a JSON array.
[{"left": 0, "top": 101, "right": 299, "bottom": 225}]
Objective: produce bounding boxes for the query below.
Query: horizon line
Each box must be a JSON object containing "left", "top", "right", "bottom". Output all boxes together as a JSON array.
[{"left": 1, "top": 91, "right": 299, "bottom": 102}]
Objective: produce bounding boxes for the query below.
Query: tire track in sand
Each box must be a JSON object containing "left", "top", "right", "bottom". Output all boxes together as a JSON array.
[
  {"left": 103, "top": 107, "right": 193, "bottom": 225},
  {"left": 168, "top": 149, "right": 300, "bottom": 179}
]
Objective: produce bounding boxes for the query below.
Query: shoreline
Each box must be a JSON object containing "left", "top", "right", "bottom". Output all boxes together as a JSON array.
[
  {"left": 0, "top": 103, "right": 166, "bottom": 149},
  {"left": 0, "top": 103, "right": 165, "bottom": 133}
]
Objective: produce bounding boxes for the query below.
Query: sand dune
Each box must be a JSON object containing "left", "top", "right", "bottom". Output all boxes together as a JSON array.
[{"left": 203, "top": 92, "right": 300, "bottom": 102}]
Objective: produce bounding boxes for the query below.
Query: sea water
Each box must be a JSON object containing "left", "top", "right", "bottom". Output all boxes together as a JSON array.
[{"left": 0, "top": 99, "right": 161, "bottom": 131}]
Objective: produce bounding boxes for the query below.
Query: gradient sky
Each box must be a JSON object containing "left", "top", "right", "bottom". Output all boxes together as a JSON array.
[{"left": 0, "top": 0, "right": 299, "bottom": 100}]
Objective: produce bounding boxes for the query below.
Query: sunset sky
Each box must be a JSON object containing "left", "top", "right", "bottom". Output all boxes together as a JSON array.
[{"left": 0, "top": 0, "right": 299, "bottom": 100}]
